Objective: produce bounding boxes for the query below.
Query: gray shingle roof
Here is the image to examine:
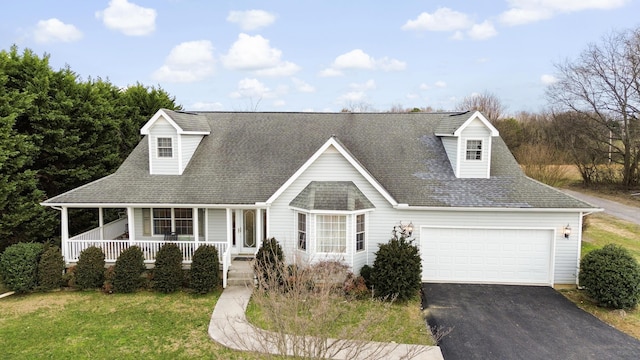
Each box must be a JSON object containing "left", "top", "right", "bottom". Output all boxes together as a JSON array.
[
  {"left": 43, "top": 111, "right": 594, "bottom": 209},
  {"left": 162, "top": 109, "right": 211, "bottom": 133},
  {"left": 290, "top": 181, "right": 375, "bottom": 211}
]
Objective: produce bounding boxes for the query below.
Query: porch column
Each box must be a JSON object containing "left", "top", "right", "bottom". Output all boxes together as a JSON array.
[
  {"left": 98, "top": 207, "right": 104, "bottom": 240},
  {"left": 256, "top": 208, "right": 262, "bottom": 253},
  {"left": 61, "top": 207, "right": 69, "bottom": 263},
  {"left": 204, "top": 208, "right": 209, "bottom": 242},
  {"left": 226, "top": 208, "right": 233, "bottom": 252},
  {"left": 127, "top": 207, "right": 135, "bottom": 243},
  {"left": 193, "top": 207, "right": 199, "bottom": 248}
]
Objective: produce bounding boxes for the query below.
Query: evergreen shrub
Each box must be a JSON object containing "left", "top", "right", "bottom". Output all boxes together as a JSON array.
[
  {"left": 254, "top": 238, "right": 285, "bottom": 289},
  {"left": 75, "top": 246, "right": 106, "bottom": 290},
  {"left": 579, "top": 244, "right": 640, "bottom": 309},
  {"left": 190, "top": 245, "right": 219, "bottom": 294},
  {"left": 0, "top": 242, "right": 43, "bottom": 293},
  {"left": 371, "top": 232, "right": 422, "bottom": 302},
  {"left": 153, "top": 243, "right": 183, "bottom": 293},
  {"left": 113, "top": 246, "right": 145, "bottom": 293},
  {"left": 38, "top": 245, "right": 64, "bottom": 291}
]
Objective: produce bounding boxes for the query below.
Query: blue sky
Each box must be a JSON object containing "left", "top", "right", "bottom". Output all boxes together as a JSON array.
[{"left": 2, "top": 0, "right": 639, "bottom": 114}]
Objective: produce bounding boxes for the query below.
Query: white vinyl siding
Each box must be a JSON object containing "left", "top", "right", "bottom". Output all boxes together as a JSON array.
[
  {"left": 441, "top": 137, "right": 458, "bottom": 175},
  {"left": 180, "top": 134, "right": 204, "bottom": 174},
  {"left": 207, "top": 209, "right": 226, "bottom": 242},
  {"left": 459, "top": 119, "right": 491, "bottom": 178},
  {"left": 268, "top": 146, "right": 394, "bottom": 270},
  {"left": 148, "top": 118, "right": 179, "bottom": 175}
]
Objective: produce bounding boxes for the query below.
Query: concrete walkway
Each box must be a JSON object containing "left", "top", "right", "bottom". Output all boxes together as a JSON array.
[{"left": 208, "top": 285, "right": 444, "bottom": 360}]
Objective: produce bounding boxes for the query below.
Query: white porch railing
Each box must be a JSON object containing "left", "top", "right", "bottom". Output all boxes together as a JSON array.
[
  {"left": 70, "top": 218, "right": 128, "bottom": 242},
  {"left": 222, "top": 246, "right": 231, "bottom": 288},
  {"left": 65, "top": 239, "right": 228, "bottom": 277}
]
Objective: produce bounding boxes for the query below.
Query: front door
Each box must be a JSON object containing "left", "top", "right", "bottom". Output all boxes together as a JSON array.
[{"left": 241, "top": 209, "right": 257, "bottom": 254}]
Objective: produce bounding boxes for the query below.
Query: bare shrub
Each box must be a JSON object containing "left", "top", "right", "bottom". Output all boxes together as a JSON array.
[{"left": 242, "top": 259, "right": 430, "bottom": 359}]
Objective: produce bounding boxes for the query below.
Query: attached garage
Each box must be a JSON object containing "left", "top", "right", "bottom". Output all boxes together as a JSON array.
[{"left": 421, "top": 227, "right": 555, "bottom": 286}]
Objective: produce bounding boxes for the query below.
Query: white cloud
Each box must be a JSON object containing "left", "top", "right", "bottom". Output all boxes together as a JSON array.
[
  {"left": 334, "top": 49, "right": 376, "bottom": 70},
  {"left": 377, "top": 57, "right": 407, "bottom": 71},
  {"left": 33, "top": 18, "right": 82, "bottom": 43},
  {"left": 191, "top": 101, "right": 224, "bottom": 110},
  {"left": 338, "top": 91, "right": 366, "bottom": 103},
  {"left": 419, "top": 83, "right": 430, "bottom": 90},
  {"left": 96, "top": 0, "right": 156, "bottom": 36},
  {"left": 318, "top": 68, "right": 343, "bottom": 77},
  {"left": 350, "top": 79, "right": 376, "bottom": 91},
  {"left": 402, "top": 8, "right": 472, "bottom": 31},
  {"left": 500, "top": 0, "right": 628, "bottom": 26},
  {"left": 227, "top": 10, "right": 276, "bottom": 31},
  {"left": 321, "top": 49, "right": 406, "bottom": 75},
  {"left": 292, "top": 78, "right": 315, "bottom": 93},
  {"left": 255, "top": 61, "right": 300, "bottom": 77},
  {"left": 152, "top": 40, "right": 215, "bottom": 83},
  {"left": 403, "top": 8, "right": 498, "bottom": 41},
  {"left": 406, "top": 93, "right": 420, "bottom": 100},
  {"left": 435, "top": 81, "right": 447, "bottom": 88},
  {"left": 222, "top": 33, "right": 299, "bottom": 76},
  {"left": 273, "top": 100, "right": 286, "bottom": 107},
  {"left": 468, "top": 21, "right": 497, "bottom": 40},
  {"left": 541, "top": 74, "right": 559, "bottom": 85},
  {"left": 230, "top": 78, "right": 274, "bottom": 99}
]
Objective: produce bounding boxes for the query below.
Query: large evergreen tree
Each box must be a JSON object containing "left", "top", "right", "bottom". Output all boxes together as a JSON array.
[{"left": 0, "top": 46, "right": 181, "bottom": 251}]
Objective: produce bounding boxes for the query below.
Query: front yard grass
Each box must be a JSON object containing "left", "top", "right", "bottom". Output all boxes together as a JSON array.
[
  {"left": 559, "top": 211, "right": 640, "bottom": 340},
  {"left": 246, "top": 295, "right": 434, "bottom": 346},
  {"left": 0, "top": 290, "right": 263, "bottom": 359}
]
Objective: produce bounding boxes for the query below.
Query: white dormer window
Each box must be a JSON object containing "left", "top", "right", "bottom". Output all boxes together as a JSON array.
[
  {"left": 466, "top": 140, "right": 482, "bottom": 160},
  {"left": 157, "top": 137, "right": 173, "bottom": 158}
]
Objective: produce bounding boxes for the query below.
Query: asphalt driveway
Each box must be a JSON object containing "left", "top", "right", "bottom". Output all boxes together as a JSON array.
[{"left": 422, "top": 283, "right": 640, "bottom": 360}]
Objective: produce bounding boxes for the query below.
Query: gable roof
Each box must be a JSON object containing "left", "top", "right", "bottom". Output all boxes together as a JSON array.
[
  {"left": 43, "top": 111, "right": 594, "bottom": 210},
  {"left": 434, "top": 110, "right": 499, "bottom": 136},
  {"left": 140, "top": 109, "right": 211, "bottom": 135}
]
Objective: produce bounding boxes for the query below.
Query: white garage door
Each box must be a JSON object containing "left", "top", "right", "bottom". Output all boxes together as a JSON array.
[{"left": 421, "top": 228, "right": 553, "bottom": 285}]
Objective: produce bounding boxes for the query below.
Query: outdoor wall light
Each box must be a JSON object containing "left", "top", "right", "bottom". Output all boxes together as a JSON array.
[
  {"left": 563, "top": 224, "right": 571, "bottom": 238},
  {"left": 402, "top": 221, "right": 414, "bottom": 237}
]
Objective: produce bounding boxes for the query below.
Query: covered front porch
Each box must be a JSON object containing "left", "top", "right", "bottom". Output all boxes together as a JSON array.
[{"left": 56, "top": 206, "right": 268, "bottom": 288}]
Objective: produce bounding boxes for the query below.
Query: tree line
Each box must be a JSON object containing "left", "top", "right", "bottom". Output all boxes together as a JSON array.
[{"left": 0, "top": 46, "right": 180, "bottom": 251}]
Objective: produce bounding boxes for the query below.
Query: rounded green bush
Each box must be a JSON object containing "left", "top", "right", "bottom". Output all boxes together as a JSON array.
[
  {"left": 0, "top": 242, "right": 44, "bottom": 293},
  {"left": 113, "top": 246, "right": 146, "bottom": 293},
  {"left": 579, "top": 244, "right": 640, "bottom": 309},
  {"left": 153, "top": 243, "right": 183, "bottom": 293},
  {"left": 190, "top": 245, "right": 219, "bottom": 294},
  {"left": 75, "top": 246, "right": 106, "bottom": 290},
  {"left": 254, "top": 238, "right": 285, "bottom": 289},
  {"left": 38, "top": 245, "right": 64, "bottom": 291},
  {"left": 371, "top": 235, "right": 422, "bottom": 302}
]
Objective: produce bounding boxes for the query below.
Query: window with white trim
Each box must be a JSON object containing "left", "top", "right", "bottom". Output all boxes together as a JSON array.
[
  {"left": 466, "top": 140, "right": 482, "bottom": 160},
  {"left": 152, "top": 208, "right": 193, "bottom": 236},
  {"left": 153, "top": 208, "right": 172, "bottom": 235},
  {"left": 174, "top": 208, "right": 193, "bottom": 235},
  {"left": 157, "top": 137, "right": 173, "bottom": 158},
  {"left": 316, "top": 215, "right": 346, "bottom": 253},
  {"left": 355, "top": 214, "right": 365, "bottom": 252},
  {"left": 298, "top": 213, "right": 307, "bottom": 251}
]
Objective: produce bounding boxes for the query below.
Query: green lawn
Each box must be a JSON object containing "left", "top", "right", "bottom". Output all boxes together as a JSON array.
[
  {"left": 0, "top": 290, "right": 263, "bottom": 359},
  {"left": 246, "top": 295, "right": 433, "bottom": 346},
  {"left": 558, "top": 211, "right": 640, "bottom": 340}
]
